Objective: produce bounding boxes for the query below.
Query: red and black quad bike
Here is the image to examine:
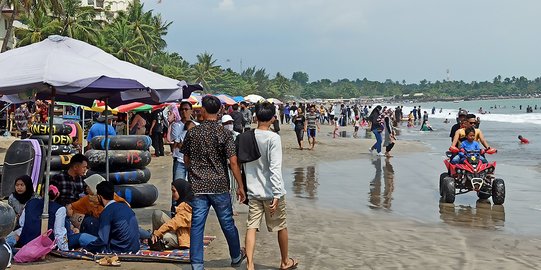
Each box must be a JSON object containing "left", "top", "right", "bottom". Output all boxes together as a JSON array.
[{"left": 439, "top": 147, "right": 505, "bottom": 205}]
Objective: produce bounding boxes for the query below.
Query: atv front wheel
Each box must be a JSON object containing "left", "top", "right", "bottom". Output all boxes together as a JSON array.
[
  {"left": 439, "top": 173, "right": 449, "bottom": 196},
  {"left": 441, "top": 177, "right": 456, "bottom": 203},
  {"left": 492, "top": 178, "right": 505, "bottom": 205}
]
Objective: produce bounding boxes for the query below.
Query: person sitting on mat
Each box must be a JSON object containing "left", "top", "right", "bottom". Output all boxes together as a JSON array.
[
  {"left": 66, "top": 174, "right": 128, "bottom": 236},
  {"left": 85, "top": 181, "right": 140, "bottom": 254},
  {"left": 7, "top": 175, "right": 35, "bottom": 226},
  {"left": 150, "top": 179, "right": 192, "bottom": 249},
  {"left": 11, "top": 185, "right": 69, "bottom": 251}
]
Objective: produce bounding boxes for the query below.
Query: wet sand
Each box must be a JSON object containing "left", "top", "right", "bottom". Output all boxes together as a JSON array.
[{"left": 3, "top": 124, "right": 541, "bottom": 269}]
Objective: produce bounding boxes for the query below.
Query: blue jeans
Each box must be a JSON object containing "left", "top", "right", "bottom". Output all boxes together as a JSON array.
[
  {"left": 80, "top": 215, "right": 100, "bottom": 236},
  {"left": 173, "top": 158, "right": 187, "bottom": 181},
  {"left": 189, "top": 193, "right": 242, "bottom": 270},
  {"left": 68, "top": 233, "right": 97, "bottom": 249},
  {"left": 372, "top": 130, "right": 382, "bottom": 153}
]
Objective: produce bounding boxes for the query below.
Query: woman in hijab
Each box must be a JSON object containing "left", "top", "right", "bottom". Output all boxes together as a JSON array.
[
  {"left": 150, "top": 179, "right": 193, "bottom": 249},
  {"left": 382, "top": 109, "right": 396, "bottom": 157},
  {"left": 8, "top": 175, "right": 34, "bottom": 222},
  {"left": 368, "top": 105, "right": 384, "bottom": 156}
]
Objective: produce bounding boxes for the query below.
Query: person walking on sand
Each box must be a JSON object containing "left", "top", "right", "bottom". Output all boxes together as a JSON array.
[
  {"left": 368, "top": 105, "right": 385, "bottom": 156},
  {"left": 241, "top": 102, "right": 298, "bottom": 270},
  {"left": 305, "top": 105, "right": 320, "bottom": 150},
  {"left": 293, "top": 108, "right": 306, "bottom": 150},
  {"left": 383, "top": 109, "right": 396, "bottom": 157},
  {"left": 180, "top": 95, "right": 246, "bottom": 270}
]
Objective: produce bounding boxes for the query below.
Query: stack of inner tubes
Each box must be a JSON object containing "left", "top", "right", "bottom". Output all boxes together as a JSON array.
[
  {"left": 86, "top": 135, "right": 158, "bottom": 208},
  {"left": 29, "top": 124, "right": 75, "bottom": 177}
]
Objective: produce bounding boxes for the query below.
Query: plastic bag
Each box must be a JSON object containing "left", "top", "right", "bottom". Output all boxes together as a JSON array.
[{"left": 14, "top": 229, "right": 55, "bottom": 263}]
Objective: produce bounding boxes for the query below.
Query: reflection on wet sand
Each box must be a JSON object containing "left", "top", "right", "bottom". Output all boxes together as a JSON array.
[
  {"left": 292, "top": 166, "right": 319, "bottom": 199},
  {"left": 439, "top": 201, "right": 505, "bottom": 230},
  {"left": 369, "top": 158, "right": 395, "bottom": 210}
]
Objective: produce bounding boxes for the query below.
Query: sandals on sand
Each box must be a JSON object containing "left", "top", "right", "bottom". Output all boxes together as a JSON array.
[
  {"left": 97, "top": 255, "right": 121, "bottom": 267},
  {"left": 280, "top": 258, "right": 299, "bottom": 270}
]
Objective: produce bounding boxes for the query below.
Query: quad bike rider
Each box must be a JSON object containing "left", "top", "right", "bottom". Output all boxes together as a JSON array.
[{"left": 440, "top": 114, "right": 505, "bottom": 205}]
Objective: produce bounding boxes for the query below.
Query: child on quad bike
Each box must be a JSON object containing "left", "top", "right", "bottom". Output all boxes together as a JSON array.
[{"left": 451, "top": 127, "right": 488, "bottom": 164}]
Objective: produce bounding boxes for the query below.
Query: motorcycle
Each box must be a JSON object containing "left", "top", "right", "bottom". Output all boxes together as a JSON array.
[{"left": 440, "top": 147, "right": 505, "bottom": 205}]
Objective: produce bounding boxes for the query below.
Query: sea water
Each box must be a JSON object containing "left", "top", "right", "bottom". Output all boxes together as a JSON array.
[
  {"left": 284, "top": 98, "right": 541, "bottom": 234},
  {"left": 387, "top": 98, "right": 541, "bottom": 168}
]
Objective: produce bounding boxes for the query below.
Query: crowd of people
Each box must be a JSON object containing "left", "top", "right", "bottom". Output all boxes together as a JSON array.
[{"left": 2, "top": 96, "right": 298, "bottom": 270}]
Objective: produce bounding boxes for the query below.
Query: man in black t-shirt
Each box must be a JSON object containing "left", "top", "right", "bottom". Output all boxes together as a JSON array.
[
  {"left": 449, "top": 109, "right": 468, "bottom": 142},
  {"left": 229, "top": 104, "right": 244, "bottom": 133},
  {"left": 149, "top": 109, "right": 165, "bottom": 156},
  {"left": 290, "top": 102, "right": 298, "bottom": 114}
]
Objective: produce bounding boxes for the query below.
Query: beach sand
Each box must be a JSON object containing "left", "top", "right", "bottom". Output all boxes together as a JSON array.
[{"left": 3, "top": 124, "right": 541, "bottom": 269}]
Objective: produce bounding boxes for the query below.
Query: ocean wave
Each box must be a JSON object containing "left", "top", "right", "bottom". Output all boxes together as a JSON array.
[{"left": 387, "top": 105, "right": 541, "bottom": 125}]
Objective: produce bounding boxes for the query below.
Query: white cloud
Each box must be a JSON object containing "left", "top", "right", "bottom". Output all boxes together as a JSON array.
[{"left": 218, "top": 0, "right": 235, "bottom": 10}]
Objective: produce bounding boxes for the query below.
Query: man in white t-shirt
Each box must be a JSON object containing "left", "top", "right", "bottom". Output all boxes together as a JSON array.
[{"left": 241, "top": 102, "right": 298, "bottom": 270}]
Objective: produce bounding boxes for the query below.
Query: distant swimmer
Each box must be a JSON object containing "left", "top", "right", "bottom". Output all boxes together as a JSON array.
[{"left": 518, "top": 135, "right": 529, "bottom": 144}]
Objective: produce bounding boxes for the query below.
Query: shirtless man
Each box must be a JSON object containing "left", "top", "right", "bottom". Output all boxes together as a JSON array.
[{"left": 450, "top": 114, "right": 490, "bottom": 149}]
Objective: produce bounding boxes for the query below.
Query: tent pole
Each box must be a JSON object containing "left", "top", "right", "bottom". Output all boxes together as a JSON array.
[
  {"left": 104, "top": 98, "right": 110, "bottom": 182},
  {"left": 126, "top": 113, "right": 129, "bottom": 135},
  {"left": 81, "top": 108, "right": 85, "bottom": 154},
  {"left": 41, "top": 87, "right": 55, "bottom": 234}
]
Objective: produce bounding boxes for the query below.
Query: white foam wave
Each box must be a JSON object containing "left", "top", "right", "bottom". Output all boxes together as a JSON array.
[{"left": 385, "top": 105, "right": 541, "bottom": 125}]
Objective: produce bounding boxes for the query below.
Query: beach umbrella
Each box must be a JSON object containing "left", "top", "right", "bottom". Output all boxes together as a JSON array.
[
  {"left": 232, "top": 96, "right": 245, "bottom": 102},
  {"left": 115, "top": 102, "right": 147, "bottom": 113},
  {"left": 267, "top": 98, "right": 283, "bottom": 104},
  {"left": 216, "top": 94, "right": 237, "bottom": 106},
  {"left": 244, "top": 94, "right": 265, "bottom": 103},
  {"left": 88, "top": 100, "right": 119, "bottom": 114},
  {"left": 0, "top": 35, "right": 192, "bottom": 233}
]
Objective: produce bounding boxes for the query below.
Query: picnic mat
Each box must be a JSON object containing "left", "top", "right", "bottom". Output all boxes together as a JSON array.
[{"left": 50, "top": 236, "right": 216, "bottom": 263}]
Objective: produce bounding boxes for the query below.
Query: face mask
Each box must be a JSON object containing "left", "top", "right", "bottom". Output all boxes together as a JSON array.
[{"left": 224, "top": 124, "right": 234, "bottom": 131}]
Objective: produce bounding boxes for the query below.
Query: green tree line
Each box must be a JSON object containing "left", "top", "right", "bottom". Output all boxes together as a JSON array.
[{"left": 2, "top": 0, "right": 541, "bottom": 100}]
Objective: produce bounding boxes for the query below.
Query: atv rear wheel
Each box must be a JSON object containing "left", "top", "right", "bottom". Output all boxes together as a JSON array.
[
  {"left": 439, "top": 173, "right": 449, "bottom": 196},
  {"left": 492, "top": 178, "right": 505, "bottom": 205},
  {"left": 441, "top": 177, "right": 456, "bottom": 203}
]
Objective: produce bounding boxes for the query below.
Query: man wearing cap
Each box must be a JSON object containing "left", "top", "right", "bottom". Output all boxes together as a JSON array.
[
  {"left": 86, "top": 110, "right": 117, "bottom": 150},
  {"left": 222, "top": 114, "right": 240, "bottom": 213},
  {"left": 86, "top": 181, "right": 140, "bottom": 254}
]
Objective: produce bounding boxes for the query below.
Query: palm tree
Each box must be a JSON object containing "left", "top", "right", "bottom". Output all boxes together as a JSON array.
[
  {"left": 14, "top": 8, "right": 62, "bottom": 46},
  {"left": 102, "top": 18, "right": 146, "bottom": 64},
  {"left": 1, "top": 0, "right": 62, "bottom": 52},
  {"left": 270, "top": 72, "right": 290, "bottom": 98},
  {"left": 58, "top": 0, "right": 101, "bottom": 45},
  {"left": 116, "top": 0, "right": 170, "bottom": 68},
  {"left": 191, "top": 52, "right": 221, "bottom": 90}
]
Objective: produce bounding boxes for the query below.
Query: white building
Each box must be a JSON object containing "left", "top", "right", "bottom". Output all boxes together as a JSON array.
[
  {"left": 81, "top": 0, "right": 133, "bottom": 21},
  {"left": 0, "top": 6, "right": 15, "bottom": 51},
  {"left": 81, "top": 0, "right": 133, "bottom": 12}
]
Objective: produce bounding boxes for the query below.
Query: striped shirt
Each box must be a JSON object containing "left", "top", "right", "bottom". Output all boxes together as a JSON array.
[{"left": 306, "top": 113, "right": 318, "bottom": 129}]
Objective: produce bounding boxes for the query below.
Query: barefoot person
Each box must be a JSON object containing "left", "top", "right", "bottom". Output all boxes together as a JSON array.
[
  {"left": 292, "top": 108, "right": 305, "bottom": 150},
  {"left": 241, "top": 102, "right": 298, "bottom": 270},
  {"left": 305, "top": 105, "right": 320, "bottom": 150}
]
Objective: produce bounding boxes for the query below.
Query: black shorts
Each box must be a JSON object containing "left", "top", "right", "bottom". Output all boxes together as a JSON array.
[{"left": 295, "top": 128, "right": 304, "bottom": 141}]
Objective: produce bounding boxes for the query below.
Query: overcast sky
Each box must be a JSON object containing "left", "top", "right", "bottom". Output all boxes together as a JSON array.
[{"left": 142, "top": 0, "right": 541, "bottom": 84}]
